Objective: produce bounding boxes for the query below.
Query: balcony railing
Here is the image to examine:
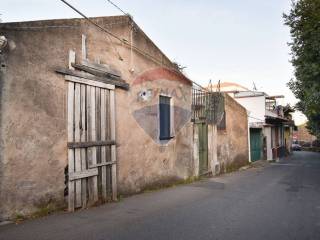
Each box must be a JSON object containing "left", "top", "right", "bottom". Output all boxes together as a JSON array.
[
  {"left": 266, "top": 100, "right": 284, "bottom": 118},
  {"left": 191, "top": 83, "right": 224, "bottom": 124}
]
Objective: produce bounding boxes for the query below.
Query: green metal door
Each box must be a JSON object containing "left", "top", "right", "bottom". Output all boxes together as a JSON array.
[
  {"left": 250, "top": 128, "right": 262, "bottom": 162},
  {"left": 198, "top": 123, "right": 208, "bottom": 174}
]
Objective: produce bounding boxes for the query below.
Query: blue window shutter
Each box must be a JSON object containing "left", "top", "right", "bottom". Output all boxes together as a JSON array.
[{"left": 159, "top": 96, "right": 171, "bottom": 140}]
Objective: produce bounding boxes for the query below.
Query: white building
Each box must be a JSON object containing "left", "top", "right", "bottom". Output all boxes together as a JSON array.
[{"left": 211, "top": 82, "right": 295, "bottom": 161}]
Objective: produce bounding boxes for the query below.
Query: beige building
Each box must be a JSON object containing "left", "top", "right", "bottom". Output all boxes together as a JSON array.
[
  {"left": 0, "top": 16, "right": 197, "bottom": 219},
  {"left": 0, "top": 16, "right": 250, "bottom": 220},
  {"left": 212, "top": 81, "right": 295, "bottom": 161}
]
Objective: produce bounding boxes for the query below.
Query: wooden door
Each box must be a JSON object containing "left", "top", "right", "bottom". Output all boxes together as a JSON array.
[
  {"left": 198, "top": 123, "right": 208, "bottom": 174},
  {"left": 66, "top": 75, "right": 117, "bottom": 211},
  {"left": 250, "top": 128, "right": 262, "bottom": 162}
]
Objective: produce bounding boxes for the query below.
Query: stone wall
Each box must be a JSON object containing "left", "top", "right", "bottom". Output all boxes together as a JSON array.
[
  {"left": 0, "top": 16, "right": 194, "bottom": 219},
  {"left": 217, "top": 94, "right": 249, "bottom": 172}
]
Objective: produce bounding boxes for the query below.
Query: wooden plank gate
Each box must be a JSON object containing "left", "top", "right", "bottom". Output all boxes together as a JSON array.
[{"left": 66, "top": 75, "right": 117, "bottom": 211}]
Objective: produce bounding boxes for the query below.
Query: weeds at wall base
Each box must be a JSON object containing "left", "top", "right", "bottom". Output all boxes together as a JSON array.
[
  {"left": 142, "top": 176, "right": 203, "bottom": 193},
  {"left": 12, "top": 163, "right": 262, "bottom": 223},
  {"left": 13, "top": 203, "right": 66, "bottom": 224}
]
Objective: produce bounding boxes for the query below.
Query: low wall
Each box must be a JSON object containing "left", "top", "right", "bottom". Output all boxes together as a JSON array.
[{"left": 217, "top": 94, "right": 249, "bottom": 172}]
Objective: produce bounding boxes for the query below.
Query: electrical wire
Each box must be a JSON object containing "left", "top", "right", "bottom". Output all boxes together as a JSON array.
[
  {"left": 59, "top": 0, "right": 177, "bottom": 69},
  {"left": 106, "top": 0, "right": 127, "bottom": 15},
  {"left": 105, "top": 0, "right": 134, "bottom": 69},
  {"left": 59, "top": 0, "right": 209, "bottom": 88},
  {"left": 60, "top": 0, "right": 123, "bottom": 60}
]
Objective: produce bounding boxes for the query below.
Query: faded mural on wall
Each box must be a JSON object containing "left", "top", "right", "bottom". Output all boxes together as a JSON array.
[{"left": 131, "top": 67, "right": 191, "bottom": 144}]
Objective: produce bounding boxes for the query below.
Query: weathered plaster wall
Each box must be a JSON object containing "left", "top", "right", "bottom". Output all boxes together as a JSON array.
[
  {"left": 263, "top": 126, "right": 273, "bottom": 160},
  {"left": 217, "top": 94, "right": 249, "bottom": 172},
  {"left": 118, "top": 69, "right": 193, "bottom": 194},
  {"left": 208, "top": 124, "right": 218, "bottom": 175},
  {"left": 0, "top": 19, "right": 79, "bottom": 219},
  {"left": 0, "top": 16, "right": 194, "bottom": 219}
]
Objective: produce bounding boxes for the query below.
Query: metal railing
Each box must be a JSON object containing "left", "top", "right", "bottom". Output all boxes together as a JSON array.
[{"left": 191, "top": 83, "right": 224, "bottom": 124}]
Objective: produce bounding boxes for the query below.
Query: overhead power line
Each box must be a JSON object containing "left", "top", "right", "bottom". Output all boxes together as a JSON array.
[
  {"left": 60, "top": 0, "right": 123, "bottom": 60},
  {"left": 59, "top": 0, "right": 204, "bottom": 87},
  {"left": 60, "top": 0, "right": 119, "bottom": 40},
  {"left": 106, "top": 0, "right": 127, "bottom": 15},
  {"left": 59, "top": 0, "right": 172, "bottom": 68}
]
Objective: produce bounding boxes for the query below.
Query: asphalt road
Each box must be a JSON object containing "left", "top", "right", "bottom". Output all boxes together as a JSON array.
[{"left": 1, "top": 151, "right": 320, "bottom": 240}]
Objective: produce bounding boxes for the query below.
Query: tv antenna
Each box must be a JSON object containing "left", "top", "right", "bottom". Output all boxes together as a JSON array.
[{"left": 253, "top": 81, "right": 257, "bottom": 91}]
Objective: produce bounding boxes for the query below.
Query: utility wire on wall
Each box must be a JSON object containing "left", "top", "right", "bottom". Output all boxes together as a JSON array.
[
  {"left": 59, "top": 0, "right": 207, "bottom": 88},
  {"left": 105, "top": 0, "right": 135, "bottom": 72},
  {"left": 106, "top": 0, "right": 128, "bottom": 15},
  {"left": 59, "top": 0, "right": 174, "bottom": 69},
  {"left": 60, "top": 0, "right": 123, "bottom": 60}
]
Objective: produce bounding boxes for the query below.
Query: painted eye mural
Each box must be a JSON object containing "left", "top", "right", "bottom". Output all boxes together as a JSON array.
[{"left": 131, "top": 67, "right": 192, "bottom": 144}]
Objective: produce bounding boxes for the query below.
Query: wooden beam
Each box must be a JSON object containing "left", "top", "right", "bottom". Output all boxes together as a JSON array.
[
  {"left": 100, "top": 89, "right": 107, "bottom": 200},
  {"left": 67, "top": 82, "right": 75, "bottom": 211},
  {"left": 110, "top": 90, "right": 117, "bottom": 201},
  {"left": 86, "top": 86, "right": 94, "bottom": 204},
  {"left": 68, "top": 140, "right": 116, "bottom": 149},
  {"left": 65, "top": 75, "right": 115, "bottom": 90},
  {"left": 89, "top": 86, "right": 98, "bottom": 202},
  {"left": 82, "top": 59, "right": 121, "bottom": 78},
  {"left": 80, "top": 84, "right": 87, "bottom": 208},
  {"left": 74, "top": 83, "right": 82, "bottom": 207},
  {"left": 105, "top": 90, "right": 112, "bottom": 198},
  {"left": 56, "top": 67, "right": 129, "bottom": 90},
  {"left": 89, "top": 161, "right": 116, "bottom": 169},
  {"left": 72, "top": 62, "right": 121, "bottom": 80},
  {"left": 69, "top": 169, "right": 99, "bottom": 181}
]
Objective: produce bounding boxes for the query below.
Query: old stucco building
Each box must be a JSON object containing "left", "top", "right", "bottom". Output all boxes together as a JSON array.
[
  {"left": 0, "top": 16, "right": 250, "bottom": 220},
  {"left": 0, "top": 16, "right": 196, "bottom": 219}
]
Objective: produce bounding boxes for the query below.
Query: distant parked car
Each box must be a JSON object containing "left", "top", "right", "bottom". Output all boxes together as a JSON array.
[{"left": 292, "top": 143, "right": 302, "bottom": 151}]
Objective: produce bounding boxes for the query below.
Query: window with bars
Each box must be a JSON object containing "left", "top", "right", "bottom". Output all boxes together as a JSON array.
[{"left": 191, "top": 85, "right": 225, "bottom": 125}]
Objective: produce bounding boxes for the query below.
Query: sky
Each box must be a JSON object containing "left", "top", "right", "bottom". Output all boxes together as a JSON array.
[{"left": 1, "top": 0, "right": 307, "bottom": 124}]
